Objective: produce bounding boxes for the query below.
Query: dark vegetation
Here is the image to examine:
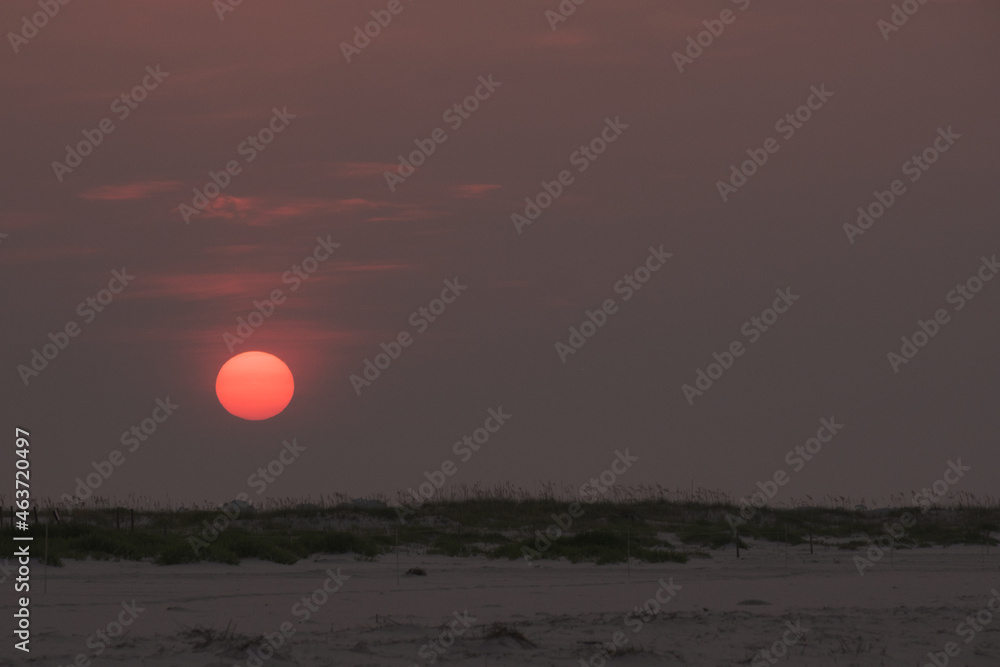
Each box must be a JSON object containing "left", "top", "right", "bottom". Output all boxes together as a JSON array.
[{"left": 2, "top": 486, "right": 995, "bottom": 567}]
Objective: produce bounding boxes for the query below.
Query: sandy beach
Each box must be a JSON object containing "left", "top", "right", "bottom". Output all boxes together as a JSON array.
[{"left": 20, "top": 541, "right": 1000, "bottom": 666}]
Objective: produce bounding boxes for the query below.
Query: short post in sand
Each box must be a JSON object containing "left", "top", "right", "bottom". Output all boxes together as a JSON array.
[
  {"left": 626, "top": 516, "right": 631, "bottom": 578},
  {"left": 44, "top": 522, "right": 48, "bottom": 594}
]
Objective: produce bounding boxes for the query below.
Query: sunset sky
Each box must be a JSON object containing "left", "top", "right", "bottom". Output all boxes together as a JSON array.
[{"left": 2, "top": 0, "right": 998, "bottom": 507}]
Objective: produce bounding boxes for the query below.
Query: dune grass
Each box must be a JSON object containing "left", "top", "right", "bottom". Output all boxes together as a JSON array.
[{"left": 1, "top": 485, "right": 995, "bottom": 567}]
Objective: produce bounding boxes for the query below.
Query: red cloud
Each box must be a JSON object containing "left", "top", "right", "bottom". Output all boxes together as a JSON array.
[
  {"left": 201, "top": 194, "right": 257, "bottom": 219},
  {"left": 452, "top": 184, "right": 502, "bottom": 198},
  {"left": 124, "top": 262, "right": 415, "bottom": 302},
  {"left": 80, "top": 180, "right": 182, "bottom": 201},
  {"left": 192, "top": 194, "right": 425, "bottom": 226}
]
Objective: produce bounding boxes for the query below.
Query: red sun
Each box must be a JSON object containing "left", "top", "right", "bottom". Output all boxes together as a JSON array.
[{"left": 216, "top": 351, "right": 294, "bottom": 420}]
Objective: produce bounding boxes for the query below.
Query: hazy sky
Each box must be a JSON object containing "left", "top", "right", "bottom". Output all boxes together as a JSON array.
[{"left": 2, "top": 0, "right": 998, "bottom": 508}]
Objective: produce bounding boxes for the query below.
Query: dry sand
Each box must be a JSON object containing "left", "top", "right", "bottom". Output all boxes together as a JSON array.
[{"left": 17, "top": 541, "right": 1000, "bottom": 666}]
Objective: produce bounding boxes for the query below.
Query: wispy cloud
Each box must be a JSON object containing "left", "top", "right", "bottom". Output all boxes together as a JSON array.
[
  {"left": 330, "top": 162, "right": 399, "bottom": 178},
  {"left": 452, "top": 184, "right": 503, "bottom": 198},
  {"left": 187, "top": 194, "right": 434, "bottom": 227},
  {"left": 80, "top": 180, "right": 182, "bottom": 201}
]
